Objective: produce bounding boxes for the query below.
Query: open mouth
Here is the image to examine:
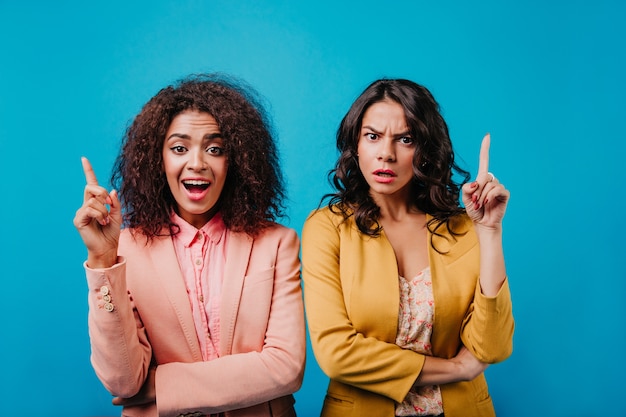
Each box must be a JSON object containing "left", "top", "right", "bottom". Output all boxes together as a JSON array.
[
  {"left": 374, "top": 169, "right": 395, "bottom": 177},
  {"left": 182, "top": 179, "right": 210, "bottom": 193}
]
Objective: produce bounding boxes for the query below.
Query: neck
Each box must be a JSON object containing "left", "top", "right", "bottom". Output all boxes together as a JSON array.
[{"left": 372, "top": 194, "right": 421, "bottom": 222}]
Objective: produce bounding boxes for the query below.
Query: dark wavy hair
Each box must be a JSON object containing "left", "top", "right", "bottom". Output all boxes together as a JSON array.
[
  {"left": 111, "top": 73, "right": 285, "bottom": 239},
  {"left": 325, "top": 78, "right": 470, "bottom": 240}
]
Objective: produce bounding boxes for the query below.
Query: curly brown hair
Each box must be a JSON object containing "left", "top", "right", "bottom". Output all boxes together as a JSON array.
[
  {"left": 111, "top": 73, "right": 285, "bottom": 239},
  {"left": 324, "top": 78, "right": 470, "bottom": 241}
]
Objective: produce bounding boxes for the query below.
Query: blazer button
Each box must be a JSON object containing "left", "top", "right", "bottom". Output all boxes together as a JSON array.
[
  {"left": 100, "top": 285, "right": 110, "bottom": 296},
  {"left": 104, "top": 302, "right": 115, "bottom": 312}
]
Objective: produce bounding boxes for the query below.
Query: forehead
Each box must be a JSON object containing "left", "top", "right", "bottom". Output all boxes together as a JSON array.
[
  {"left": 361, "top": 100, "right": 407, "bottom": 127},
  {"left": 167, "top": 110, "right": 221, "bottom": 132}
]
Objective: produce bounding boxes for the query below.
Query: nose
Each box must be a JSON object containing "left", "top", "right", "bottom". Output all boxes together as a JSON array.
[
  {"left": 187, "top": 149, "right": 207, "bottom": 171},
  {"left": 377, "top": 139, "right": 396, "bottom": 162}
]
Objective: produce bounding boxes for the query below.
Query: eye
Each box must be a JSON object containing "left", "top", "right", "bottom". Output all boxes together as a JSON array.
[
  {"left": 206, "top": 146, "right": 225, "bottom": 156},
  {"left": 170, "top": 145, "right": 187, "bottom": 154},
  {"left": 366, "top": 133, "right": 378, "bottom": 140},
  {"left": 399, "top": 136, "right": 414, "bottom": 145}
]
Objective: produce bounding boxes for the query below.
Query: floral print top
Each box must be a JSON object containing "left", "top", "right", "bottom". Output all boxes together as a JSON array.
[{"left": 395, "top": 267, "right": 444, "bottom": 416}]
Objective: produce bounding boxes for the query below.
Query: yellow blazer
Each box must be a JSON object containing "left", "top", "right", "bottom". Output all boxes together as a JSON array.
[
  {"left": 85, "top": 224, "right": 305, "bottom": 417},
  {"left": 301, "top": 207, "right": 514, "bottom": 417}
]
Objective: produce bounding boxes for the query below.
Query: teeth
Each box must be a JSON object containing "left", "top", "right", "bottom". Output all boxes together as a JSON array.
[
  {"left": 377, "top": 173, "right": 392, "bottom": 177},
  {"left": 183, "top": 180, "right": 210, "bottom": 185}
]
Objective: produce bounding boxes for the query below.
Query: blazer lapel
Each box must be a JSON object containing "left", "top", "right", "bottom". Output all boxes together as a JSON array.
[
  {"left": 219, "top": 231, "right": 253, "bottom": 356},
  {"left": 149, "top": 234, "right": 203, "bottom": 362}
]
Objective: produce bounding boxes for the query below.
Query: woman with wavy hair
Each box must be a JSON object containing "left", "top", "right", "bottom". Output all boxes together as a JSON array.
[
  {"left": 74, "top": 74, "right": 305, "bottom": 417},
  {"left": 302, "top": 78, "right": 513, "bottom": 417}
]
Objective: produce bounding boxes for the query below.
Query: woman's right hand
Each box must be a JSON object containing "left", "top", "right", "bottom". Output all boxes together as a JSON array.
[
  {"left": 73, "top": 157, "right": 122, "bottom": 269},
  {"left": 452, "top": 346, "right": 489, "bottom": 381}
]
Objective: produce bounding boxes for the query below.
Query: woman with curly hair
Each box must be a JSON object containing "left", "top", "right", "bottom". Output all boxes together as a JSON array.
[
  {"left": 74, "top": 74, "right": 305, "bottom": 417},
  {"left": 301, "top": 79, "right": 514, "bottom": 417}
]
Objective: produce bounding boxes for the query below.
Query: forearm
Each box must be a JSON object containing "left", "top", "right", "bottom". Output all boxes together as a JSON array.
[
  {"left": 475, "top": 226, "right": 506, "bottom": 297},
  {"left": 86, "top": 261, "right": 152, "bottom": 397},
  {"left": 414, "top": 356, "right": 466, "bottom": 386},
  {"left": 87, "top": 249, "right": 118, "bottom": 269},
  {"left": 156, "top": 347, "right": 303, "bottom": 416},
  {"left": 414, "top": 347, "right": 487, "bottom": 387},
  {"left": 459, "top": 226, "right": 514, "bottom": 362}
]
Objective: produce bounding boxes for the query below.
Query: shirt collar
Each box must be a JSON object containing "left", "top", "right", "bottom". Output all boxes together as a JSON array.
[{"left": 171, "top": 211, "right": 226, "bottom": 247}]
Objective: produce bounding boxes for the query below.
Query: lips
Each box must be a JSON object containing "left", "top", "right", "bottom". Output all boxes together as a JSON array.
[
  {"left": 181, "top": 179, "right": 211, "bottom": 200},
  {"left": 372, "top": 169, "right": 396, "bottom": 183},
  {"left": 374, "top": 169, "right": 395, "bottom": 177},
  {"left": 182, "top": 179, "right": 210, "bottom": 191}
]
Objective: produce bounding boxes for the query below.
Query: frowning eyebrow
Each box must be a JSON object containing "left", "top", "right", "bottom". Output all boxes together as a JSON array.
[
  {"left": 361, "top": 125, "right": 411, "bottom": 137},
  {"left": 361, "top": 125, "right": 382, "bottom": 134}
]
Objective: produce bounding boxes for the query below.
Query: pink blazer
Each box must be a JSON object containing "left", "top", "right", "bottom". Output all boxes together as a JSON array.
[{"left": 85, "top": 224, "right": 305, "bottom": 417}]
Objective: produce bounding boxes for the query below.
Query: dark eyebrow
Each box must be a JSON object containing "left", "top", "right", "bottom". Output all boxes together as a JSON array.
[
  {"left": 166, "top": 133, "right": 190, "bottom": 141},
  {"left": 204, "top": 133, "right": 223, "bottom": 141},
  {"left": 165, "top": 133, "right": 223, "bottom": 141},
  {"left": 361, "top": 125, "right": 382, "bottom": 134},
  {"left": 361, "top": 125, "right": 411, "bottom": 137}
]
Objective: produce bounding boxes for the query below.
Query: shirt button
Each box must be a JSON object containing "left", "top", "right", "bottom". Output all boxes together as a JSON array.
[
  {"left": 195, "top": 259, "right": 202, "bottom": 266},
  {"left": 197, "top": 233, "right": 203, "bottom": 240},
  {"left": 198, "top": 295, "right": 204, "bottom": 303}
]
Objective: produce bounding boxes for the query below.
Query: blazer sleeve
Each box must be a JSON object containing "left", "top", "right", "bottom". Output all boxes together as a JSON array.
[
  {"left": 301, "top": 209, "right": 424, "bottom": 404},
  {"left": 85, "top": 258, "right": 152, "bottom": 398},
  {"left": 460, "top": 277, "right": 514, "bottom": 363},
  {"left": 154, "top": 227, "right": 306, "bottom": 417},
  {"left": 435, "top": 216, "right": 513, "bottom": 364}
]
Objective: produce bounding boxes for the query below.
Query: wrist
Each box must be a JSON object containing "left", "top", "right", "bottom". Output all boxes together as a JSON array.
[
  {"left": 474, "top": 224, "right": 503, "bottom": 242},
  {"left": 450, "top": 356, "right": 469, "bottom": 382},
  {"left": 87, "top": 250, "right": 118, "bottom": 269}
]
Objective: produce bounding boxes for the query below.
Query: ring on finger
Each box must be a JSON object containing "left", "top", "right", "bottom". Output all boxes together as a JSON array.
[{"left": 487, "top": 172, "right": 495, "bottom": 182}]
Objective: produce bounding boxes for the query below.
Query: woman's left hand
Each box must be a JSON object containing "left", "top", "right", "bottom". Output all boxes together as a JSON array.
[{"left": 462, "top": 134, "right": 510, "bottom": 230}]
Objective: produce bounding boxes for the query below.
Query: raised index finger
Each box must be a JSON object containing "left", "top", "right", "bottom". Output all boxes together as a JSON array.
[
  {"left": 81, "top": 156, "right": 99, "bottom": 185},
  {"left": 477, "top": 133, "right": 491, "bottom": 175}
]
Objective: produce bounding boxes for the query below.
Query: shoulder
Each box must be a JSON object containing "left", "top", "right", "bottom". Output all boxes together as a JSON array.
[
  {"left": 244, "top": 222, "right": 299, "bottom": 245},
  {"left": 301, "top": 206, "right": 359, "bottom": 254},
  {"left": 118, "top": 227, "right": 169, "bottom": 254},
  {"left": 304, "top": 205, "right": 350, "bottom": 232},
  {"left": 119, "top": 228, "right": 141, "bottom": 253},
  {"left": 427, "top": 213, "right": 474, "bottom": 237},
  {"left": 428, "top": 213, "right": 478, "bottom": 258},
  {"left": 449, "top": 213, "right": 474, "bottom": 236}
]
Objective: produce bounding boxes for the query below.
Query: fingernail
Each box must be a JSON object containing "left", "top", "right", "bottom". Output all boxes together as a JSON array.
[
  {"left": 472, "top": 194, "right": 477, "bottom": 203},
  {"left": 484, "top": 198, "right": 489, "bottom": 206},
  {"left": 472, "top": 181, "right": 478, "bottom": 188}
]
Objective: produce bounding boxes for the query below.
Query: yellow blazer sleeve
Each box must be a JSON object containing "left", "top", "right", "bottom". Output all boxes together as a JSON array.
[
  {"left": 461, "top": 277, "right": 514, "bottom": 363},
  {"left": 302, "top": 208, "right": 424, "bottom": 403},
  {"left": 429, "top": 215, "right": 514, "bottom": 364}
]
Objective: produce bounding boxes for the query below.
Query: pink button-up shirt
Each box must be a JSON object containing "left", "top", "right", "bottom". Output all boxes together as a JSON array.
[{"left": 171, "top": 212, "right": 228, "bottom": 361}]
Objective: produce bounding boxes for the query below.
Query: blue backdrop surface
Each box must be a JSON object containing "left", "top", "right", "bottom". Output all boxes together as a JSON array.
[{"left": 1, "top": 1, "right": 624, "bottom": 416}]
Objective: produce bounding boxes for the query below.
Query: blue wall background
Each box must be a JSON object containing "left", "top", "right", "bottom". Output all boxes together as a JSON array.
[{"left": 1, "top": 1, "right": 624, "bottom": 416}]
